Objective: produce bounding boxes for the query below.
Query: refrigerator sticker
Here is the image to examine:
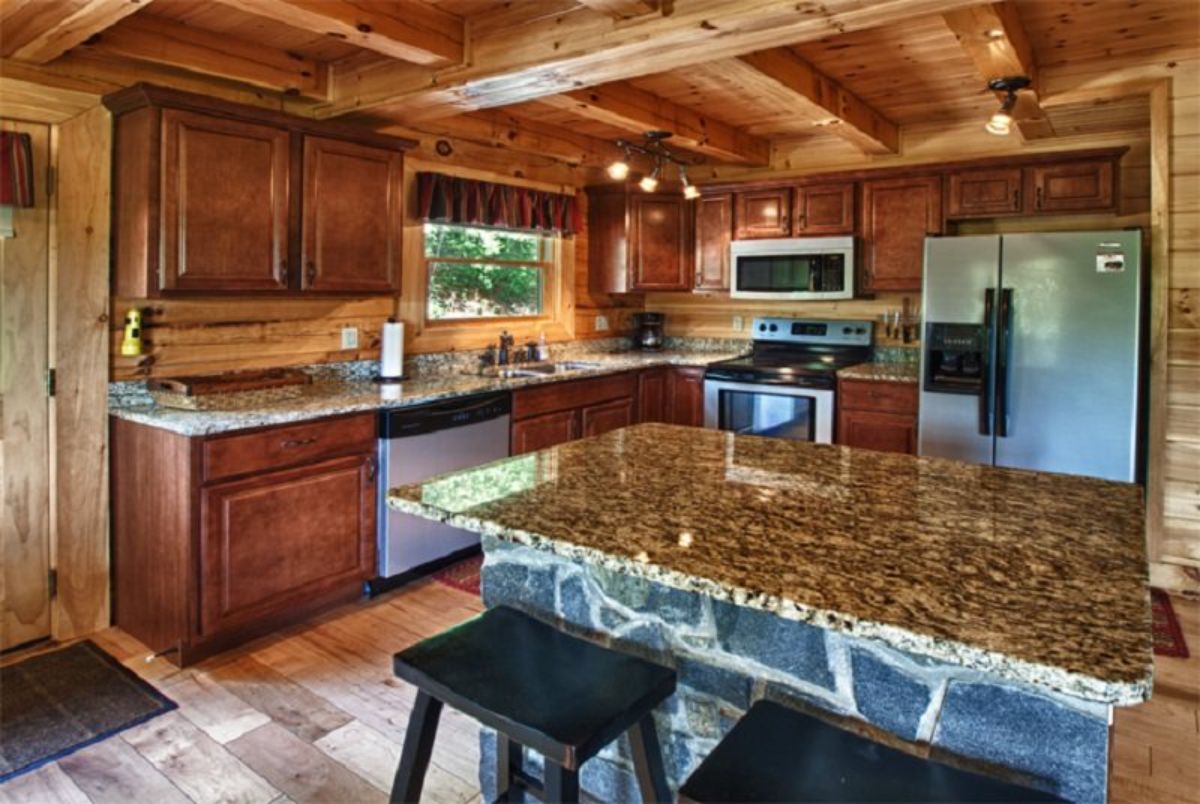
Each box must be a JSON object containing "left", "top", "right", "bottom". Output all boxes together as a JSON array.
[{"left": 1096, "top": 243, "right": 1126, "bottom": 273}]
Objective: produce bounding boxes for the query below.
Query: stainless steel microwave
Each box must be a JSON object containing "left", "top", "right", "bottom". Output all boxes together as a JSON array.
[{"left": 730, "top": 236, "right": 854, "bottom": 301}]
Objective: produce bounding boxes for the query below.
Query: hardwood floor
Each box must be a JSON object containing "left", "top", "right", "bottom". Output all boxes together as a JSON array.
[{"left": 1, "top": 582, "right": 1196, "bottom": 803}]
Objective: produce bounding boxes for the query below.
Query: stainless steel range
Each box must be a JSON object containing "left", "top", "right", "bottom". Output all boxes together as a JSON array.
[{"left": 704, "top": 317, "right": 873, "bottom": 443}]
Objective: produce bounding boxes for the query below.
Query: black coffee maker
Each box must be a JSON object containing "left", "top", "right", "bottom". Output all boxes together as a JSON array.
[{"left": 633, "top": 313, "right": 665, "bottom": 350}]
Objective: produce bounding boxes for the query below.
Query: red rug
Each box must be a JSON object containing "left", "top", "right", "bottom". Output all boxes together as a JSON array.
[
  {"left": 1151, "top": 587, "right": 1190, "bottom": 659},
  {"left": 433, "top": 555, "right": 482, "bottom": 596}
]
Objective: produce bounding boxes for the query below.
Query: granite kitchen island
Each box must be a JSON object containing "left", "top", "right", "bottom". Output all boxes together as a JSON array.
[{"left": 389, "top": 423, "right": 1153, "bottom": 803}]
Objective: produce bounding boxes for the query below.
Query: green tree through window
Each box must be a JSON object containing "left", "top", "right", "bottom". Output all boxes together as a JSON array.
[{"left": 425, "top": 223, "right": 549, "bottom": 320}]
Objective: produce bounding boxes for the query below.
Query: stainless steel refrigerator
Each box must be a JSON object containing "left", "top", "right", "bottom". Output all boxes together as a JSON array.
[{"left": 918, "top": 230, "right": 1142, "bottom": 482}]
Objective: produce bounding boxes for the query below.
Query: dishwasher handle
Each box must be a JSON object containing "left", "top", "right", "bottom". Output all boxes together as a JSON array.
[{"left": 380, "top": 391, "right": 512, "bottom": 439}]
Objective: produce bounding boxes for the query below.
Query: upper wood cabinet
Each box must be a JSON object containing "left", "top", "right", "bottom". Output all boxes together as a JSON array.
[
  {"left": 859, "top": 175, "right": 943, "bottom": 294},
  {"left": 694, "top": 193, "right": 732, "bottom": 290},
  {"left": 735, "top": 187, "right": 791, "bottom": 238},
  {"left": 105, "top": 84, "right": 413, "bottom": 298},
  {"left": 587, "top": 186, "right": 692, "bottom": 293},
  {"left": 945, "top": 168, "right": 1023, "bottom": 219},
  {"left": 302, "top": 136, "right": 403, "bottom": 294},
  {"left": 794, "top": 182, "right": 854, "bottom": 235},
  {"left": 1026, "top": 159, "right": 1115, "bottom": 213}
]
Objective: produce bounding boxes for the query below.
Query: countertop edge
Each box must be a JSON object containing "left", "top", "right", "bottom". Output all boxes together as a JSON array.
[{"left": 387, "top": 492, "right": 1153, "bottom": 707}]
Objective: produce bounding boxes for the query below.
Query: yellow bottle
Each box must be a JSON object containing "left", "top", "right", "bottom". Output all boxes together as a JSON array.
[{"left": 121, "top": 309, "right": 143, "bottom": 356}]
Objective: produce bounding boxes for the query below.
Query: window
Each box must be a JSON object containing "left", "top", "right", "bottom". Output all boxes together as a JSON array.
[{"left": 424, "top": 223, "right": 554, "bottom": 321}]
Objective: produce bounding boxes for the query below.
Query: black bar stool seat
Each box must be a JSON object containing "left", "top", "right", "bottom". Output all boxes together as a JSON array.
[
  {"left": 680, "top": 700, "right": 1064, "bottom": 803},
  {"left": 390, "top": 606, "right": 677, "bottom": 803}
]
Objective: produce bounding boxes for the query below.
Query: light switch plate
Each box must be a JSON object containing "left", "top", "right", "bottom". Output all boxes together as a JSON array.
[
  {"left": 341, "top": 326, "right": 359, "bottom": 350},
  {"left": 732, "top": 316, "right": 744, "bottom": 331},
  {"left": 595, "top": 315, "right": 609, "bottom": 332}
]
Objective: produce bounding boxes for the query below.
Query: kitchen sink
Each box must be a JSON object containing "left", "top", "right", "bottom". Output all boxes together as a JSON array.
[{"left": 472, "top": 361, "right": 603, "bottom": 378}]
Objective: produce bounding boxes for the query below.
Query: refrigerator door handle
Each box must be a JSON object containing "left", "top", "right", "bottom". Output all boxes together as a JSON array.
[
  {"left": 996, "top": 288, "right": 1013, "bottom": 437},
  {"left": 979, "top": 288, "right": 995, "bottom": 436}
]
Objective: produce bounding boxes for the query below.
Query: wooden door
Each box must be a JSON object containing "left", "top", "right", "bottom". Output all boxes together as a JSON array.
[
  {"left": 581, "top": 397, "right": 635, "bottom": 438},
  {"left": 794, "top": 183, "right": 854, "bottom": 234},
  {"left": 161, "top": 109, "right": 290, "bottom": 293},
  {"left": 512, "top": 410, "right": 579, "bottom": 455},
  {"left": 1, "top": 120, "right": 52, "bottom": 650},
  {"left": 199, "top": 454, "right": 375, "bottom": 637},
  {"left": 1026, "top": 160, "right": 1115, "bottom": 213},
  {"left": 667, "top": 367, "right": 706, "bottom": 427},
  {"left": 735, "top": 188, "right": 791, "bottom": 238},
  {"left": 694, "top": 193, "right": 732, "bottom": 290},
  {"left": 302, "top": 136, "right": 403, "bottom": 293},
  {"left": 946, "top": 168, "right": 1022, "bottom": 218},
  {"left": 860, "top": 175, "right": 942, "bottom": 293},
  {"left": 630, "top": 194, "right": 690, "bottom": 290},
  {"left": 837, "top": 409, "right": 917, "bottom": 455},
  {"left": 638, "top": 368, "right": 668, "bottom": 423}
]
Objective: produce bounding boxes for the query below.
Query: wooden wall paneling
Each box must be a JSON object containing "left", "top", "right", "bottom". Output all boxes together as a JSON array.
[
  {"left": 1146, "top": 79, "right": 1172, "bottom": 576},
  {"left": 0, "top": 119, "right": 52, "bottom": 650},
  {"left": 0, "top": 75, "right": 98, "bottom": 124},
  {"left": 53, "top": 104, "right": 112, "bottom": 640}
]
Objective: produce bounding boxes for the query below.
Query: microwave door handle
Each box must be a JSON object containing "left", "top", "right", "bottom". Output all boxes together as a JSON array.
[{"left": 979, "top": 288, "right": 994, "bottom": 436}]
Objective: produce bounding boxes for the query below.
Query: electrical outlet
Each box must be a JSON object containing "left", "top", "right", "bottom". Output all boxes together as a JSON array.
[
  {"left": 340, "top": 326, "right": 359, "bottom": 350},
  {"left": 732, "top": 315, "right": 744, "bottom": 331},
  {"left": 595, "top": 314, "right": 609, "bottom": 332}
]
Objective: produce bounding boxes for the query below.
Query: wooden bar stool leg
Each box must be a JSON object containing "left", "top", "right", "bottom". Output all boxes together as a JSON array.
[
  {"left": 390, "top": 691, "right": 444, "bottom": 804},
  {"left": 544, "top": 761, "right": 580, "bottom": 803},
  {"left": 495, "top": 735, "right": 525, "bottom": 802},
  {"left": 628, "top": 713, "right": 671, "bottom": 804}
]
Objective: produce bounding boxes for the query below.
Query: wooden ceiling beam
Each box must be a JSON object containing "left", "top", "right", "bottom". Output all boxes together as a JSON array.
[
  {"left": 78, "top": 14, "right": 327, "bottom": 99},
  {"left": 211, "top": 0, "right": 463, "bottom": 67},
  {"left": 537, "top": 82, "right": 771, "bottom": 165},
  {"left": 942, "top": 2, "right": 1055, "bottom": 140},
  {"left": 315, "top": 0, "right": 986, "bottom": 120},
  {"left": 576, "top": 0, "right": 661, "bottom": 20},
  {"left": 723, "top": 48, "right": 899, "bottom": 155},
  {"left": 1, "top": 0, "right": 153, "bottom": 63}
]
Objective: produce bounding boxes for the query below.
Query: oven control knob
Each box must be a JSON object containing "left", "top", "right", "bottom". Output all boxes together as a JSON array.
[
  {"left": 758, "top": 323, "right": 767, "bottom": 332},
  {"left": 768, "top": 324, "right": 778, "bottom": 332},
  {"left": 842, "top": 326, "right": 852, "bottom": 334},
  {"left": 856, "top": 327, "right": 866, "bottom": 335}
]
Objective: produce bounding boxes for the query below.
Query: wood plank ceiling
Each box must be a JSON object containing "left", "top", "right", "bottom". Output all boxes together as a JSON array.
[{"left": 1, "top": 0, "right": 1196, "bottom": 173}]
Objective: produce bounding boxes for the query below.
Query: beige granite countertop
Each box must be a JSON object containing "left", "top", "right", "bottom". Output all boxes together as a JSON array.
[
  {"left": 838, "top": 361, "right": 920, "bottom": 383},
  {"left": 109, "top": 351, "right": 743, "bottom": 436},
  {"left": 389, "top": 423, "right": 1152, "bottom": 705}
]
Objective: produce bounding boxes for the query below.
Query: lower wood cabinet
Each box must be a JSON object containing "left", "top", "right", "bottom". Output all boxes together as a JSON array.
[
  {"left": 511, "top": 409, "right": 579, "bottom": 454},
  {"left": 836, "top": 378, "right": 918, "bottom": 455},
  {"left": 510, "top": 373, "right": 638, "bottom": 455},
  {"left": 111, "top": 412, "right": 377, "bottom": 665},
  {"left": 637, "top": 367, "right": 669, "bottom": 423},
  {"left": 667, "top": 367, "right": 706, "bottom": 427},
  {"left": 582, "top": 397, "right": 636, "bottom": 438}
]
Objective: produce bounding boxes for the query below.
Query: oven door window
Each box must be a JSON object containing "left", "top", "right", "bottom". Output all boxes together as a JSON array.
[
  {"left": 735, "top": 254, "right": 845, "bottom": 294},
  {"left": 720, "top": 389, "right": 816, "bottom": 441}
]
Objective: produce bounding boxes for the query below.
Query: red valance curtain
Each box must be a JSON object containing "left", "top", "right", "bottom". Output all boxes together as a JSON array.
[
  {"left": 417, "top": 172, "right": 580, "bottom": 235},
  {"left": 0, "top": 132, "right": 35, "bottom": 207}
]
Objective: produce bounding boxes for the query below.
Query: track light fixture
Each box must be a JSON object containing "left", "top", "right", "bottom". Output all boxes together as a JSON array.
[
  {"left": 985, "top": 76, "right": 1030, "bottom": 136},
  {"left": 607, "top": 130, "right": 704, "bottom": 196}
]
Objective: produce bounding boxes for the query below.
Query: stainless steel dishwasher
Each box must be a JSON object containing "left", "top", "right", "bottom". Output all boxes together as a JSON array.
[{"left": 373, "top": 391, "right": 511, "bottom": 592}]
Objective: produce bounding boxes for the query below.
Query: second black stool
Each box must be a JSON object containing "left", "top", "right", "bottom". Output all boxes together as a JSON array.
[{"left": 390, "top": 605, "right": 677, "bottom": 803}]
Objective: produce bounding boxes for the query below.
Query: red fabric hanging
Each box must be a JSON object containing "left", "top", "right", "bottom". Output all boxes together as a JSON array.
[
  {"left": 417, "top": 172, "right": 579, "bottom": 235},
  {"left": 0, "top": 132, "right": 35, "bottom": 208}
]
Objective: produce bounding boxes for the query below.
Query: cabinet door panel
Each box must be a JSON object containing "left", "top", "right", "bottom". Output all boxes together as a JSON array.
[
  {"left": 199, "top": 454, "right": 374, "bottom": 636},
  {"left": 638, "top": 368, "right": 668, "bottom": 423},
  {"left": 302, "top": 136, "right": 403, "bottom": 293},
  {"left": 735, "top": 188, "right": 791, "bottom": 239},
  {"left": 631, "top": 195, "right": 690, "bottom": 290},
  {"left": 860, "top": 175, "right": 942, "bottom": 293},
  {"left": 1027, "top": 160, "right": 1114, "bottom": 213},
  {"left": 946, "top": 168, "right": 1022, "bottom": 218},
  {"left": 161, "top": 109, "right": 290, "bottom": 292},
  {"left": 694, "top": 193, "right": 732, "bottom": 290},
  {"left": 581, "top": 397, "right": 634, "bottom": 438},
  {"left": 837, "top": 409, "right": 916, "bottom": 454},
  {"left": 512, "top": 410, "right": 579, "bottom": 455},
  {"left": 795, "top": 183, "right": 854, "bottom": 235},
  {"left": 667, "top": 367, "right": 705, "bottom": 427}
]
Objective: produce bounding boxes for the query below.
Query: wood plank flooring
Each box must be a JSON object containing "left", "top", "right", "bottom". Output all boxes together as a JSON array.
[{"left": 1, "top": 580, "right": 1196, "bottom": 803}]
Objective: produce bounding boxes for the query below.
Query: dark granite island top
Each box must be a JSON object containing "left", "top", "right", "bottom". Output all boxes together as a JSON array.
[{"left": 389, "top": 423, "right": 1152, "bottom": 706}]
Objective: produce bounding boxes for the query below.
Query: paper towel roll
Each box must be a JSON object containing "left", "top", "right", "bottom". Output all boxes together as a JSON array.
[{"left": 380, "top": 319, "right": 405, "bottom": 379}]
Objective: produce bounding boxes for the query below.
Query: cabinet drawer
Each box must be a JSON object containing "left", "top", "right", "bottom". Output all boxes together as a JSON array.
[
  {"left": 202, "top": 413, "right": 376, "bottom": 482},
  {"left": 512, "top": 373, "right": 637, "bottom": 420},
  {"left": 838, "top": 379, "right": 918, "bottom": 415}
]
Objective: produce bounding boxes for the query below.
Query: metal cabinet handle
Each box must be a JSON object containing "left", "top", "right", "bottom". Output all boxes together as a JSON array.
[
  {"left": 366, "top": 457, "right": 377, "bottom": 483},
  {"left": 305, "top": 261, "right": 317, "bottom": 285},
  {"left": 281, "top": 436, "right": 319, "bottom": 449},
  {"left": 1012, "top": 187, "right": 1020, "bottom": 208},
  {"left": 1035, "top": 186, "right": 1043, "bottom": 210}
]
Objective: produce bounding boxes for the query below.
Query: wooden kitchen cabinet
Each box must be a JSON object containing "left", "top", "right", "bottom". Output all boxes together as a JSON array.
[
  {"left": 581, "top": 397, "right": 636, "bottom": 438},
  {"left": 637, "top": 367, "right": 669, "bottom": 423},
  {"left": 859, "top": 175, "right": 942, "bottom": 293},
  {"left": 111, "top": 412, "right": 378, "bottom": 665},
  {"left": 945, "top": 168, "right": 1023, "bottom": 218},
  {"left": 694, "top": 193, "right": 733, "bottom": 290},
  {"left": 836, "top": 378, "right": 918, "bottom": 455},
  {"left": 667, "top": 367, "right": 706, "bottom": 427},
  {"left": 302, "top": 136, "right": 403, "bottom": 293},
  {"left": 794, "top": 182, "right": 855, "bottom": 235},
  {"left": 1026, "top": 159, "right": 1115, "bottom": 213},
  {"left": 587, "top": 186, "right": 692, "bottom": 293},
  {"left": 735, "top": 187, "right": 791, "bottom": 239},
  {"left": 511, "top": 410, "right": 579, "bottom": 455},
  {"left": 511, "top": 372, "right": 638, "bottom": 454},
  {"left": 105, "top": 84, "right": 413, "bottom": 297}
]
